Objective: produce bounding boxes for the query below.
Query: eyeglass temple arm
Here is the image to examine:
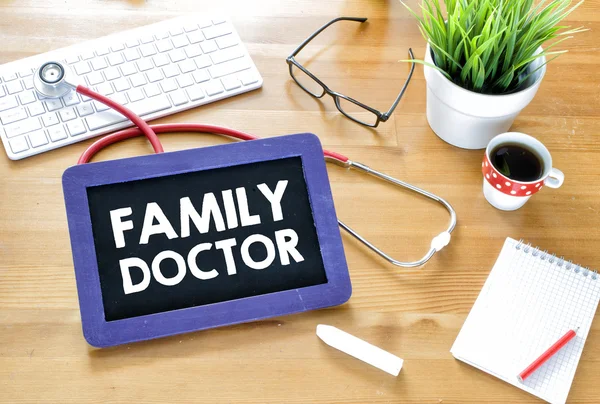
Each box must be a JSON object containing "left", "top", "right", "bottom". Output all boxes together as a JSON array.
[
  {"left": 327, "top": 157, "right": 457, "bottom": 268},
  {"left": 289, "top": 17, "right": 368, "bottom": 57},
  {"left": 383, "top": 48, "right": 416, "bottom": 119}
]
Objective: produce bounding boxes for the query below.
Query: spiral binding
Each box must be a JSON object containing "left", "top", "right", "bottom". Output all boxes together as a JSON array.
[{"left": 515, "top": 239, "right": 598, "bottom": 281}]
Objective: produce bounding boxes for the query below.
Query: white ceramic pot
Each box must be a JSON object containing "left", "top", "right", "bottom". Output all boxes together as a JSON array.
[{"left": 423, "top": 44, "right": 546, "bottom": 150}]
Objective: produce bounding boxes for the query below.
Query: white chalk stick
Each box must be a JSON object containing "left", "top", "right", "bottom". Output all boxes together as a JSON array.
[{"left": 316, "top": 324, "right": 404, "bottom": 376}]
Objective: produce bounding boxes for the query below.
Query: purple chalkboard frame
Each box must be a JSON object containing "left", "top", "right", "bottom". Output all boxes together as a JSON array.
[{"left": 62, "top": 133, "right": 351, "bottom": 347}]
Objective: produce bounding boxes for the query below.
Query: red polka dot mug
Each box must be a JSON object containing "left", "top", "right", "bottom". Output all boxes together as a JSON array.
[{"left": 482, "top": 132, "right": 564, "bottom": 211}]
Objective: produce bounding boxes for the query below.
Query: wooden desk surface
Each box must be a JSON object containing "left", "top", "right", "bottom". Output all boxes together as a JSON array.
[{"left": 1, "top": 0, "right": 599, "bottom": 402}]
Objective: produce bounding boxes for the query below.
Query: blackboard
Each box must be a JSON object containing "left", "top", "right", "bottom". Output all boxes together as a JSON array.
[
  {"left": 63, "top": 133, "right": 351, "bottom": 347},
  {"left": 87, "top": 157, "right": 328, "bottom": 321}
]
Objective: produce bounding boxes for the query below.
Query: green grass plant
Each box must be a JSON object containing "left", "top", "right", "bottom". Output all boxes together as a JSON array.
[{"left": 402, "top": 0, "right": 585, "bottom": 94}]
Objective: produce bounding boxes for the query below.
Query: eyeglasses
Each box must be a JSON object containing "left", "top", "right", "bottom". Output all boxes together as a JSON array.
[{"left": 286, "top": 17, "right": 415, "bottom": 128}]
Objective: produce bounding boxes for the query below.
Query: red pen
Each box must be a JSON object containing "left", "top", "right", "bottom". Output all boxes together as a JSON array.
[{"left": 518, "top": 327, "right": 579, "bottom": 382}]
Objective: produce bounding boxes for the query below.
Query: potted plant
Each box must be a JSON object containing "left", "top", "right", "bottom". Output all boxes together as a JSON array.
[{"left": 402, "top": 0, "right": 585, "bottom": 149}]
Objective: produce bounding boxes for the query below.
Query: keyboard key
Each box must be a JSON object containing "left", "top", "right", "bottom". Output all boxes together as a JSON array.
[
  {"left": 74, "top": 61, "right": 92, "bottom": 75},
  {"left": 221, "top": 76, "right": 241, "bottom": 91},
  {"left": 169, "top": 26, "right": 183, "bottom": 36},
  {"left": 0, "top": 95, "right": 19, "bottom": 112},
  {"left": 204, "top": 80, "right": 224, "bottom": 96},
  {"left": 179, "top": 60, "right": 196, "bottom": 73},
  {"left": 113, "top": 78, "right": 131, "bottom": 92},
  {"left": 192, "top": 69, "right": 210, "bottom": 83},
  {"left": 130, "top": 73, "right": 147, "bottom": 87},
  {"left": 172, "top": 35, "right": 189, "bottom": 48},
  {"left": 86, "top": 71, "right": 104, "bottom": 85},
  {"left": 136, "top": 58, "right": 154, "bottom": 72},
  {"left": 111, "top": 43, "right": 125, "bottom": 52},
  {"left": 127, "top": 88, "right": 145, "bottom": 102},
  {"left": 184, "top": 44, "right": 202, "bottom": 58},
  {"left": 59, "top": 108, "right": 77, "bottom": 122},
  {"left": 18, "top": 90, "right": 36, "bottom": 105},
  {"left": 85, "top": 110, "right": 127, "bottom": 130},
  {"left": 126, "top": 39, "right": 139, "bottom": 48},
  {"left": 29, "top": 130, "right": 48, "bottom": 147},
  {"left": 194, "top": 55, "right": 212, "bottom": 69},
  {"left": 170, "top": 90, "right": 188, "bottom": 106},
  {"left": 163, "top": 64, "right": 180, "bottom": 78},
  {"left": 239, "top": 71, "right": 259, "bottom": 86},
  {"left": 156, "top": 39, "right": 173, "bottom": 53},
  {"left": 186, "top": 85, "right": 205, "bottom": 101},
  {"left": 140, "top": 44, "right": 157, "bottom": 57},
  {"left": 120, "top": 64, "right": 137, "bottom": 76},
  {"left": 76, "top": 102, "right": 95, "bottom": 117},
  {"left": 23, "top": 77, "right": 34, "bottom": 90},
  {"left": 140, "top": 35, "right": 155, "bottom": 44},
  {"left": 209, "top": 58, "right": 250, "bottom": 78},
  {"left": 91, "top": 57, "right": 108, "bottom": 70},
  {"left": 0, "top": 86, "right": 5, "bottom": 98},
  {"left": 3, "top": 72, "right": 18, "bottom": 81},
  {"left": 146, "top": 69, "right": 163, "bottom": 83},
  {"left": 212, "top": 17, "right": 227, "bottom": 24},
  {"left": 108, "top": 53, "right": 125, "bottom": 66},
  {"left": 44, "top": 99, "right": 63, "bottom": 111},
  {"left": 203, "top": 24, "right": 232, "bottom": 39},
  {"left": 144, "top": 83, "right": 161, "bottom": 97},
  {"left": 4, "top": 117, "right": 42, "bottom": 137},
  {"left": 183, "top": 23, "right": 198, "bottom": 32},
  {"left": 153, "top": 53, "right": 170, "bottom": 67},
  {"left": 104, "top": 66, "right": 121, "bottom": 81},
  {"left": 201, "top": 40, "right": 218, "bottom": 53},
  {"left": 0, "top": 107, "right": 28, "bottom": 125},
  {"left": 210, "top": 46, "right": 244, "bottom": 64},
  {"left": 66, "top": 55, "right": 80, "bottom": 64},
  {"left": 9, "top": 136, "right": 29, "bottom": 153},
  {"left": 124, "top": 48, "right": 140, "bottom": 62},
  {"left": 62, "top": 91, "right": 80, "bottom": 106},
  {"left": 154, "top": 31, "right": 170, "bottom": 40},
  {"left": 198, "top": 19, "right": 212, "bottom": 29},
  {"left": 160, "top": 78, "right": 178, "bottom": 93},
  {"left": 177, "top": 74, "right": 194, "bottom": 88},
  {"left": 66, "top": 120, "right": 87, "bottom": 136},
  {"left": 216, "top": 35, "right": 239, "bottom": 49},
  {"left": 95, "top": 46, "right": 110, "bottom": 56},
  {"left": 80, "top": 50, "right": 95, "bottom": 60},
  {"left": 109, "top": 92, "right": 128, "bottom": 105},
  {"left": 187, "top": 31, "right": 204, "bottom": 44},
  {"left": 6, "top": 80, "right": 23, "bottom": 95},
  {"left": 169, "top": 49, "right": 186, "bottom": 63},
  {"left": 96, "top": 82, "right": 114, "bottom": 96},
  {"left": 27, "top": 103, "right": 45, "bottom": 117},
  {"left": 19, "top": 68, "right": 33, "bottom": 77},
  {"left": 48, "top": 125, "right": 68, "bottom": 142},
  {"left": 93, "top": 100, "right": 110, "bottom": 112},
  {"left": 42, "top": 113, "right": 60, "bottom": 127}
]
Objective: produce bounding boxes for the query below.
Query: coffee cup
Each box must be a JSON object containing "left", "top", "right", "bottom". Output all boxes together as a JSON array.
[{"left": 482, "top": 132, "right": 564, "bottom": 211}]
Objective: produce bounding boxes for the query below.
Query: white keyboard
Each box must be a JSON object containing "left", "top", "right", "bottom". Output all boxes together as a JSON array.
[{"left": 0, "top": 16, "right": 263, "bottom": 160}]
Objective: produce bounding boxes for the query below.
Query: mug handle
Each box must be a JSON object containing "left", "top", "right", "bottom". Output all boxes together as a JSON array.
[{"left": 544, "top": 168, "right": 564, "bottom": 189}]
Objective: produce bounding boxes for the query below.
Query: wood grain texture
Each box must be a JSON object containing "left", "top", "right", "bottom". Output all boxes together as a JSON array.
[{"left": 1, "top": 0, "right": 600, "bottom": 402}]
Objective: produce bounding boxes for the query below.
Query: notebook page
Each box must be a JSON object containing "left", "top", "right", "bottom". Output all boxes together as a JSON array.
[{"left": 451, "top": 237, "right": 600, "bottom": 404}]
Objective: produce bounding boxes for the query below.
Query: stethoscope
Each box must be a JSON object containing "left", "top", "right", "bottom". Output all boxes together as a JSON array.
[{"left": 34, "top": 61, "right": 457, "bottom": 268}]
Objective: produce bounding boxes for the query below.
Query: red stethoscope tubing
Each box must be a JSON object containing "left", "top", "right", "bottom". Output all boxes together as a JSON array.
[
  {"left": 72, "top": 84, "right": 456, "bottom": 269},
  {"left": 75, "top": 85, "right": 349, "bottom": 165}
]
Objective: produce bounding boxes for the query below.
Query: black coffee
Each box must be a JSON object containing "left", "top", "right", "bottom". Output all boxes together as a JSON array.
[{"left": 491, "top": 144, "right": 543, "bottom": 182}]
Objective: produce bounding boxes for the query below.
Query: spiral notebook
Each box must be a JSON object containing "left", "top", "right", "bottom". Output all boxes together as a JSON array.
[{"left": 451, "top": 237, "right": 600, "bottom": 404}]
